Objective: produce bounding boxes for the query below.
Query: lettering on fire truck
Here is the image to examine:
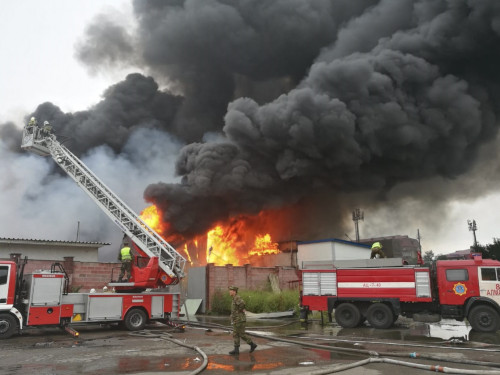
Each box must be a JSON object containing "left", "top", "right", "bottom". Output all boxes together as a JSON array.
[
  {"left": 486, "top": 284, "right": 500, "bottom": 296},
  {"left": 339, "top": 282, "right": 414, "bottom": 288}
]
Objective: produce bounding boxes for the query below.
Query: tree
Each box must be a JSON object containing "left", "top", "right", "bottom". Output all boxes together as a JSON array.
[
  {"left": 423, "top": 250, "right": 435, "bottom": 265},
  {"left": 485, "top": 238, "right": 500, "bottom": 260}
]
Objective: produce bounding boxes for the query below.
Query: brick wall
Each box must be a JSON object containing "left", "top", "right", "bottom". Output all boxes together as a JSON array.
[
  {"left": 6, "top": 254, "right": 119, "bottom": 292},
  {"left": 71, "top": 261, "right": 120, "bottom": 291},
  {"left": 205, "top": 263, "right": 300, "bottom": 310}
]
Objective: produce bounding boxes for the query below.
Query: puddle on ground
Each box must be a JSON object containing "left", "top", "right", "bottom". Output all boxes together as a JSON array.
[
  {"left": 195, "top": 315, "right": 500, "bottom": 347},
  {"left": 3, "top": 356, "right": 201, "bottom": 375},
  {"left": 287, "top": 318, "right": 500, "bottom": 346}
]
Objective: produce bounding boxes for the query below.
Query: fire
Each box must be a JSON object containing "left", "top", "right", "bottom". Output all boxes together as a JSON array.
[
  {"left": 183, "top": 244, "right": 193, "bottom": 265},
  {"left": 249, "top": 234, "right": 280, "bottom": 256},
  {"left": 140, "top": 205, "right": 281, "bottom": 267},
  {"left": 206, "top": 225, "right": 245, "bottom": 265},
  {"left": 140, "top": 205, "right": 164, "bottom": 234}
]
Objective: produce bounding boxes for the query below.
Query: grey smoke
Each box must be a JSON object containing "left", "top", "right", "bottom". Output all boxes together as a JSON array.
[
  {"left": 0, "top": 127, "right": 182, "bottom": 261},
  {"left": 3, "top": 0, "right": 500, "bottom": 250}
]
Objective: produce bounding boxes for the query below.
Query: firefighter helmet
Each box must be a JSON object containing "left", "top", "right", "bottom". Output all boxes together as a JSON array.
[{"left": 371, "top": 242, "right": 382, "bottom": 249}]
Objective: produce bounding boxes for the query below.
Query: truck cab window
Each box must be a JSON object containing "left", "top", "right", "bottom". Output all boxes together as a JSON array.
[
  {"left": 481, "top": 268, "right": 498, "bottom": 281},
  {"left": 0, "top": 266, "right": 8, "bottom": 285},
  {"left": 446, "top": 269, "right": 468, "bottom": 281}
]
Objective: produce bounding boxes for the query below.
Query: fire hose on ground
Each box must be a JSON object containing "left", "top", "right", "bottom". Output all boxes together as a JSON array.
[
  {"left": 309, "top": 358, "right": 500, "bottom": 375},
  {"left": 246, "top": 331, "right": 500, "bottom": 373},
  {"left": 175, "top": 320, "right": 500, "bottom": 374},
  {"left": 129, "top": 330, "right": 208, "bottom": 375}
]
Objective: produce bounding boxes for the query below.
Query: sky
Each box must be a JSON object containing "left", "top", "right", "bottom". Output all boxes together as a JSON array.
[
  {"left": 1, "top": 1, "right": 500, "bottom": 261},
  {"left": 0, "top": 1, "right": 134, "bottom": 124}
]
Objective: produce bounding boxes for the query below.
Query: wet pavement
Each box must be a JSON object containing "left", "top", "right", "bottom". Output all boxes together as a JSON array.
[{"left": 1, "top": 316, "right": 500, "bottom": 374}]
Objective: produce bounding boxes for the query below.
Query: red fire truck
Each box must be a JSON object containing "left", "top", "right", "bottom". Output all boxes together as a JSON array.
[
  {"left": 300, "top": 256, "right": 500, "bottom": 332},
  {"left": 0, "top": 118, "right": 187, "bottom": 339},
  {"left": 0, "top": 259, "right": 181, "bottom": 339}
]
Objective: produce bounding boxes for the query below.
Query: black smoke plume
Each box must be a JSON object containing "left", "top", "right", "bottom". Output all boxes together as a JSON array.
[
  {"left": 4, "top": 0, "right": 500, "bottom": 246},
  {"left": 136, "top": 0, "right": 500, "bottom": 240}
]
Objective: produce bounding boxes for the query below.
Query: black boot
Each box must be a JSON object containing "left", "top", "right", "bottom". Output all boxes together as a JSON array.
[
  {"left": 249, "top": 342, "right": 257, "bottom": 353},
  {"left": 229, "top": 346, "right": 239, "bottom": 355}
]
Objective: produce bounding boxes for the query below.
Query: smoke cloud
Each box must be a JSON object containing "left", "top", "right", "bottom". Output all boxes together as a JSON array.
[
  {"left": 3, "top": 0, "right": 500, "bottom": 253},
  {"left": 138, "top": 0, "right": 500, "bottom": 240},
  {"left": 0, "top": 126, "right": 182, "bottom": 260}
]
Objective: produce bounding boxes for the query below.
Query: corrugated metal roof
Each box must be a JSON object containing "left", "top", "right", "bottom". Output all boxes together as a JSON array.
[{"left": 0, "top": 237, "right": 110, "bottom": 247}]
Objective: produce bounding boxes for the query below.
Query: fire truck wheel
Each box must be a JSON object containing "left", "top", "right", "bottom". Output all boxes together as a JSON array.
[
  {"left": 0, "top": 314, "right": 17, "bottom": 339},
  {"left": 468, "top": 305, "right": 500, "bottom": 333},
  {"left": 335, "top": 303, "right": 361, "bottom": 328},
  {"left": 124, "top": 309, "right": 147, "bottom": 331},
  {"left": 366, "top": 303, "right": 394, "bottom": 329}
]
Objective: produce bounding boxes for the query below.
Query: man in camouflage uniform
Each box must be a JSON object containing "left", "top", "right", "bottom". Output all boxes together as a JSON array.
[{"left": 228, "top": 286, "right": 257, "bottom": 355}]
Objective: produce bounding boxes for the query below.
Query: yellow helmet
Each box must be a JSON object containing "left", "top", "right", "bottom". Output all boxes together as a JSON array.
[{"left": 371, "top": 242, "right": 382, "bottom": 249}]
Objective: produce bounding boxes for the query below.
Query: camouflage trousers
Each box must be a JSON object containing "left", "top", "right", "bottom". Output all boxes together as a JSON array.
[
  {"left": 232, "top": 322, "right": 253, "bottom": 347},
  {"left": 119, "top": 261, "right": 131, "bottom": 280}
]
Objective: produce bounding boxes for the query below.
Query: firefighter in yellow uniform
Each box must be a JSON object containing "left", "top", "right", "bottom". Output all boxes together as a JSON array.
[
  {"left": 228, "top": 286, "right": 257, "bottom": 355},
  {"left": 118, "top": 244, "right": 133, "bottom": 282},
  {"left": 27, "top": 117, "right": 38, "bottom": 134},
  {"left": 370, "top": 242, "right": 386, "bottom": 259}
]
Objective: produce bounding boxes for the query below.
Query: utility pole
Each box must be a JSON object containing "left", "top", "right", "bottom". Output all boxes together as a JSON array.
[
  {"left": 352, "top": 208, "right": 364, "bottom": 242},
  {"left": 467, "top": 219, "right": 478, "bottom": 251},
  {"left": 416, "top": 229, "right": 424, "bottom": 264},
  {"left": 76, "top": 221, "right": 80, "bottom": 242}
]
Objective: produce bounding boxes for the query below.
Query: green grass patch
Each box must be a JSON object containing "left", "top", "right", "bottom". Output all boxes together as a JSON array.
[{"left": 210, "top": 288, "right": 299, "bottom": 315}]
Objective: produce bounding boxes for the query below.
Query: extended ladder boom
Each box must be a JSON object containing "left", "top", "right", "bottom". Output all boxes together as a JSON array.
[{"left": 20, "top": 119, "right": 186, "bottom": 282}]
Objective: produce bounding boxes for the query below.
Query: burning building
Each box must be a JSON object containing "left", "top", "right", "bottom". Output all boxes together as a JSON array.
[{"left": 140, "top": 204, "right": 297, "bottom": 268}]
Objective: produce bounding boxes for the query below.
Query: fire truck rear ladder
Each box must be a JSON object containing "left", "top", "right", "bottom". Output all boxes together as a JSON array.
[{"left": 20, "top": 124, "right": 186, "bottom": 281}]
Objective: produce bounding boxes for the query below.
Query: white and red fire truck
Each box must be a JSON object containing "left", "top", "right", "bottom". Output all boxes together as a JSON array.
[
  {"left": 0, "top": 259, "right": 181, "bottom": 339},
  {"left": 0, "top": 118, "right": 188, "bottom": 339},
  {"left": 300, "top": 256, "right": 500, "bottom": 332}
]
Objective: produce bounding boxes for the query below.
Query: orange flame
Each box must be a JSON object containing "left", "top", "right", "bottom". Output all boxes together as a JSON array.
[
  {"left": 249, "top": 234, "right": 280, "bottom": 256},
  {"left": 206, "top": 225, "right": 247, "bottom": 265},
  {"left": 140, "top": 205, "right": 281, "bottom": 267},
  {"left": 140, "top": 205, "right": 164, "bottom": 234},
  {"left": 183, "top": 244, "right": 193, "bottom": 265}
]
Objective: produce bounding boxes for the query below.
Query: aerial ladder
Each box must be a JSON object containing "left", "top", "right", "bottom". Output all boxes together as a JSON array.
[{"left": 20, "top": 118, "right": 186, "bottom": 290}]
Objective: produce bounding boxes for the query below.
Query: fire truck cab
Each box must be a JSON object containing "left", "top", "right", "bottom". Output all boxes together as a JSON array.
[
  {"left": 300, "top": 256, "right": 500, "bottom": 332},
  {"left": 436, "top": 257, "right": 500, "bottom": 331}
]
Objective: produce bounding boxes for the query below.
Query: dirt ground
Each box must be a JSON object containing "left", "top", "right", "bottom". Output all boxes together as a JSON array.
[{"left": 1, "top": 317, "right": 500, "bottom": 375}]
